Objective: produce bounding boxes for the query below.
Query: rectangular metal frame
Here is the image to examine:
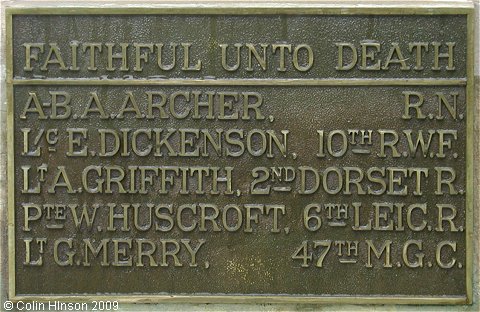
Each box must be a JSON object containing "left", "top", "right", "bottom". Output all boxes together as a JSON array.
[{"left": 5, "top": 4, "right": 475, "bottom": 304}]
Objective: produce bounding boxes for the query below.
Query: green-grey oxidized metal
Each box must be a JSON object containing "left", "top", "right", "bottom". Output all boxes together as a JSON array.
[{"left": 6, "top": 5, "right": 474, "bottom": 304}]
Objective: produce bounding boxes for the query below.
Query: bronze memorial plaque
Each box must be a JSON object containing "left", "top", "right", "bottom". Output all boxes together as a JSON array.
[{"left": 6, "top": 4, "right": 474, "bottom": 304}]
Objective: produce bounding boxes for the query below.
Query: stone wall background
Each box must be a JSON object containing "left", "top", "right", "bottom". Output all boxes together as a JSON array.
[{"left": 0, "top": 1, "right": 478, "bottom": 311}]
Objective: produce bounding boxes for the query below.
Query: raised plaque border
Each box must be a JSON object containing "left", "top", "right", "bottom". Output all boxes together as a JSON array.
[{"left": 5, "top": 3, "right": 475, "bottom": 304}]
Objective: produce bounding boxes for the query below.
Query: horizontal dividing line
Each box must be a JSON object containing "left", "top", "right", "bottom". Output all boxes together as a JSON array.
[
  {"left": 272, "top": 186, "right": 292, "bottom": 192},
  {"left": 10, "top": 294, "right": 468, "bottom": 305},
  {"left": 45, "top": 225, "right": 64, "bottom": 230},
  {"left": 339, "top": 259, "right": 358, "bottom": 264},
  {"left": 5, "top": 6, "right": 474, "bottom": 16},
  {"left": 351, "top": 148, "right": 372, "bottom": 154},
  {"left": 10, "top": 78, "right": 467, "bottom": 86},
  {"left": 328, "top": 222, "right": 347, "bottom": 227},
  {"left": 352, "top": 148, "right": 372, "bottom": 154}
]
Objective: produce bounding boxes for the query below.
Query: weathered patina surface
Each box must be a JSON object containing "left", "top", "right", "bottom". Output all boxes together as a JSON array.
[{"left": 5, "top": 6, "right": 474, "bottom": 304}]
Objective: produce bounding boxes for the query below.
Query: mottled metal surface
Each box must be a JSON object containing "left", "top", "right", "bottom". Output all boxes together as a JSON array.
[{"left": 7, "top": 9, "right": 472, "bottom": 303}]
